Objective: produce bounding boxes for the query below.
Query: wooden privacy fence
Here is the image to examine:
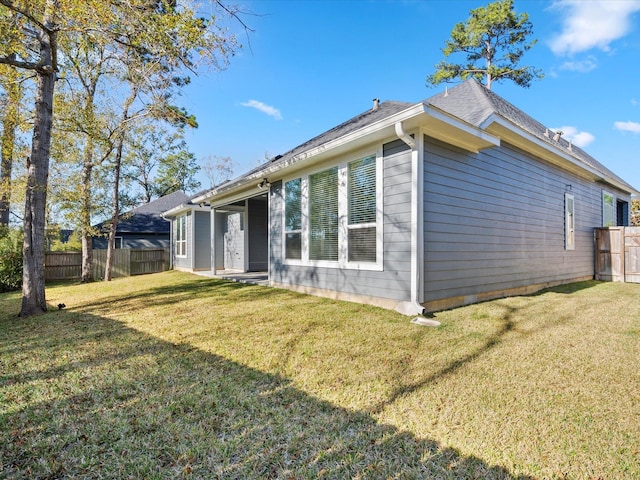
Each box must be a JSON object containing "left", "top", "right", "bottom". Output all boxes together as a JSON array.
[
  {"left": 595, "top": 227, "right": 640, "bottom": 283},
  {"left": 45, "top": 249, "right": 170, "bottom": 281}
]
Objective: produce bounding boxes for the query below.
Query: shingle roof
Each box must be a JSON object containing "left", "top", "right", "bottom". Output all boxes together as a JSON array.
[
  {"left": 427, "top": 80, "right": 637, "bottom": 193},
  {"left": 197, "top": 80, "right": 636, "bottom": 199},
  {"left": 96, "top": 191, "right": 190, "bottom": 234},
  {"left": 226, "top": 100, "right": 413, "bottom": 181}
]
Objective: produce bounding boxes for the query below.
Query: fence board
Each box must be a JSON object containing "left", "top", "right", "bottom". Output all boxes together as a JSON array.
[
  {"left": 45, "top": 252, "right": 82, "bottom": 280},
  {"left": 595, "top": 227, "right": 640, "bottom": 284},
  {"left": 45, "top": 248, "right": 167, "bottom": 282}
]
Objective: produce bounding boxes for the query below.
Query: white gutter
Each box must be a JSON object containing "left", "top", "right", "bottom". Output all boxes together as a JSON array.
[
  {"left": 192, "top": 103, "right": 499, "bottom": 206},
  {"left": 481, "top": 114, "right": 639, "bottom": 196}
]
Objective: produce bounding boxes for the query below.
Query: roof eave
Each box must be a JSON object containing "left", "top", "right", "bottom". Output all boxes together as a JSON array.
[
  {"left": 482, "top": 114, "right": 639, "bottom": 196},
  {"left": 193, "top": 104, "right": 500, "bottom": 205},
  {"left": 162, "top": 203, "right": 209, "bottom": 218}
]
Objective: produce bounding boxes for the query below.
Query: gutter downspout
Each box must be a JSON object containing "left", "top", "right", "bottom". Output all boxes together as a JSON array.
[{"left": 394, "top": 122, "right": 439, "bottom": 325}]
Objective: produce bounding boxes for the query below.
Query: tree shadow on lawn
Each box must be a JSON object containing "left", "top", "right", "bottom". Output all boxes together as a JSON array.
[
  {"left": 68, "top": 274, "right": 281, "bottom": 315},
  {"left": 1, "top": 310, "right": 533, "bottom": 479}
]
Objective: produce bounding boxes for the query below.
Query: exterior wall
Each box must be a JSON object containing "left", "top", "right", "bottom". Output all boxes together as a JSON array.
[
  {"left": 92, "top": 233, "right": 169, "bottom": 250},
  {"left": 193, "top": 211, "right": 211, "bottom": 270},
  {"left": 248, "top": 197, "right": 269, "bottom": 271},
  {"left": 269, "top": 138, "right": 413, "bottom": 305},
  {"left": 173, "top": 212, "right": 192, "bottom": 270},
  {"left": 422, "top": 136, "right": 631, "bottom": 310}
]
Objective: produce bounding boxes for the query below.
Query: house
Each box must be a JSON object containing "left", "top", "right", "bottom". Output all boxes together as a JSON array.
[
  {"left": 162, "top": 195, "right": 213, "bottom": 272},
  {"left": 165, "top": 80, "right": 638, "bottom": 314},
  {"left": 93, "top": 190, "right": 190, "bottom": 250}
]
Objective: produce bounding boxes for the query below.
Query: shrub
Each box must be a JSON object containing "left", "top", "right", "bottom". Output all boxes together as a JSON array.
[{"left": 0, "top": 226, "right": 23, "bottom": 292}]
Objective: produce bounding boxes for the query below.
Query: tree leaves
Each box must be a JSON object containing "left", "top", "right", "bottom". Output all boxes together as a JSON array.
[{"left": 426, "top": 0, "right": 543, "bottom": 90}]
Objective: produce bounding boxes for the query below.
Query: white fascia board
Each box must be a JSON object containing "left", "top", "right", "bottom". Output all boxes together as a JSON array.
[
  {"left": 482, "top": 114, "right": 638, "bottom": 195},
  {"left": 162, "top": 204, "right": 209, "bottom": 218},
  {"left": 195, "top": 103, "right": 500, "bottom": 205}
]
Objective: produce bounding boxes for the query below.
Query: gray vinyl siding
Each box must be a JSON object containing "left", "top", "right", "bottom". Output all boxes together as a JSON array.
[
  {"left": 193, "top": 211, "right": 211, "bottom": 270},
  {"left": 422, "top": 136, "right": 629, "bottom": 303},
  {"left": 173, "top": 212, "right": 192, "bottom": 270},
  {"left": 92, "top": 233, "right": 169, "bottom": 249},
  {"left": 269, "top": 139, "right": 413, "bottom": 302}
]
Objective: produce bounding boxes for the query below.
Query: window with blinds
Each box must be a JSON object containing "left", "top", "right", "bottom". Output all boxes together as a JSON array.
[
  {"left": 176, "top": 215, "right": 187, "bottom": 257},
  {"left": 348, "top": 156, "right": 376, "bottom": 262},
  {"left": 284, "top": 178, "right": 302, "bottom": 259},
  {"left": 309, "top": 167, "right": 339, "bottom": 261}
]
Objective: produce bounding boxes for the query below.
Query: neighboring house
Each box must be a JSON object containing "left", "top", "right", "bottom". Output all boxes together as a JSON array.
[
  {"left": 93, "top": 191, "right": 190, "bottom": 250},
  {"left": 165, "top": 80, "right": 638, "bottom": 314}
]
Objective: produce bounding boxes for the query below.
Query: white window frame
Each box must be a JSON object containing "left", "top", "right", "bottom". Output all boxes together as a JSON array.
[
  {"left": 281, "top": 147, "right": 383, "bottom": 271},
  {"left": 284, "top": 177, "right": 303, "bottom": 260},
  {"left": 602, "top": 190, "right": 615, "bottom": 227},
  {"left": 176, "top": 214, "right": 187, "bottom": 258},
  {"left": 564, "top": 193, "right": 575, "bottom": 250}
]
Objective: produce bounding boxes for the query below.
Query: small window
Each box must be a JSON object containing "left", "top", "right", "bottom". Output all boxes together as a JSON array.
[
  {"left": 176, "top": 214, "right": 187, "bottom": 257},
  {"left": 617, "top": 200, "right": 629, "bottom": 226},
  {"left": 565, "top": 193, "right": 575, "bottom": 250},
  {"left": 284, "top": 178, "right": 302, "bottom": 259},
  {"left": 602, "top": 191, "right": 615, "bottom": 227},
  {"left": 115, "top": 237, "right": 123, "bottom": 249}
]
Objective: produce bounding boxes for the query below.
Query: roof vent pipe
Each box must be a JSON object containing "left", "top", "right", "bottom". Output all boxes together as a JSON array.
[
  {"left": 372, "top": 98, "right": 380, "bottom": 110},
  {"left": 553, "top": 130, "right": 563, "bottom": 142}
]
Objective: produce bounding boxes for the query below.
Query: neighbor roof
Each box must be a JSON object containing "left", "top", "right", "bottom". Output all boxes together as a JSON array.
[{"left": 96, "top": 190, "right": 189, "bottom": 234}]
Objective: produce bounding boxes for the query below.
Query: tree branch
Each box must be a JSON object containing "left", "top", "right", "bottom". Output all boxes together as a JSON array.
[
  {"left": 0, "top": 55, "right": 38, "bottom": 70},
  {"left": 0, "top": 0, "right": 48, "bottom": 32}
]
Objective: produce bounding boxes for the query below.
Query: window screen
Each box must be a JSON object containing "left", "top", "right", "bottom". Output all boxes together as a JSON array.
[
  {"left": 309, "top": 167, "right": 339, "bottom": 261},
  {"left": 348, "top": 156, "right": 376, "bottom": 262},
  {"left": 284, "top": 178, "right": 302, "bottom": 259}
]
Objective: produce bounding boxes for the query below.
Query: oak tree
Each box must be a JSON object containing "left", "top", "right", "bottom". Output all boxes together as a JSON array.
[{"left": 0, "top": 0, "right": 240, "bottom": 316}]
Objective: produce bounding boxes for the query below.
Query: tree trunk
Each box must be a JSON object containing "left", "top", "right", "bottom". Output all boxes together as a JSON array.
[
  {"left": 105, "top": 138, "right": 123, "bottom": 281},
  {"left": 20, "top": 70, "right": 55, "bottom": 316},
  {"left": 80, "top": 157, "right": 94, "bottom": 282}
]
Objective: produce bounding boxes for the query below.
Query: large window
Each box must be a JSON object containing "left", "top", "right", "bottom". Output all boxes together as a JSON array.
[
  {"left": 284, "top": 178, "right": 302, "bottom": 259},
  {"left": 282, "top": 153, "right": 382, "bottom": 270},
  {"left": 309, "top": 167, "right": 339, "bottom": 261},
  {"left": 348, "top": 156, "right": 377, "bottom": 262},
  {"left": 565, "top": 193, "right": 575, "bottom": 250},
  {"left": 176, "top": 214, "right": 187, "bottom": 257}
]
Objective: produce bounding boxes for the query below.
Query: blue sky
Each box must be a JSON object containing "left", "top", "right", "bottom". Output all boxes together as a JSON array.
[{"left": 182, "top": 0, "right": 640, "bottom": 192}]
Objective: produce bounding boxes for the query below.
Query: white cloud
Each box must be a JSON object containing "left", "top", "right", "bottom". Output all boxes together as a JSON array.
[
  {"left": 614, "top": 121, "right": 640, "bottom": 133},
  {"left": 240, "top": 100, "right": 282, "bottom": 120},
  {"left": 552, "top": 125, "right": 596, "bottom": 147},
  {"left": 632, "top": 98, "right": 639, "bottom": 107},
  {"left": 558, "top": 55, "right": 597, "bottom": 72},
  {"left": 549, "top": 0, "right": 640, "bottom": 56}
]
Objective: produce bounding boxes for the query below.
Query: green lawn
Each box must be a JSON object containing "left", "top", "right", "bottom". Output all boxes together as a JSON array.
[{"left": 1, "top": 271, "right": 639, "bottom": 479}]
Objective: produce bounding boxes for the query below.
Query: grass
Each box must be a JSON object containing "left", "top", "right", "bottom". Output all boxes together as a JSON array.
[{"left": 1, "top": 271, "right": 639, "bottom": 479}]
